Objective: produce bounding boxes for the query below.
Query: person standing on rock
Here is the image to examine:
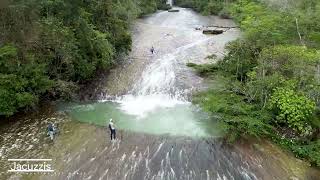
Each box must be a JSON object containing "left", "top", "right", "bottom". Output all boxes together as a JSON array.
[{"left": 108, "top": 118, "right": 116, "bottom": 141}]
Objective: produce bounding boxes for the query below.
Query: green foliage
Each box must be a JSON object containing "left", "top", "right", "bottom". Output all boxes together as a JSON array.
[
  {"left": 186, "top": 63, "right": 218, "bottom": 76},
  {"left": 231, "top": 2, "right": 297, "bottom": 47},
  {"left": 193, "top": 89, "right": 273, "bottom": 141},
  {"left": 235, "top": 45, "right": 320, "bottom": 107},
  {"left": 270, "top": 87, "right": 315, "bottom": 134},
  {"left": 0, "top": 45, "right": 52, "bottom": 116},
  {"left": 175, "top": 0, "right": 234, "bottom": 16},
  {"left": 257, "top": 45, "right": 320, "bottom": 103},
  {"left": 202, "top": 1, "right": 223, "bottom": 15},
  {"left": 295, "top": 0, "right": 320, "bottom": 48},
  {"left": 219, "top": 39, "right": 258, "bottom": 81},
  {"left": 291, "top": 140, "right": 320, "bottom": 167},
  {"left": 218, "top": 7, "right": 232, "bottom": 19},
  {"left": 157, "top": 0, "right": 172, "bottom": 10},
  {"left": 138, "top": 0, "right": 158, "bottom": 15},
  {"left": 174, "top": 0, "right": 195, "bottom": 8},
  {"left": 272, "top": 135, "right": 320, "bottom": 167},
  {"left": 0, "top": 0, "right": 168, "bottom": 117},
  {"left": 189, "top": 0, "right": 320, "bottom": 167},
  {"left": 258, "top": 46, "right": 320, "bottom": 80}
]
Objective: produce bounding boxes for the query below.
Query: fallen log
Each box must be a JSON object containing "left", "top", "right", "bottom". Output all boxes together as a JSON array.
[{"left": 202, "top": 29, "right": 224, "bottom": 35}]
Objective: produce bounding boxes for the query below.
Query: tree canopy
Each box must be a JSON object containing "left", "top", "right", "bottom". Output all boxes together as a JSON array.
[
  {"left": 186, "top": 0, "right": 320, "bottom": 167},
  {"left": 0, "top": 0, "right": 167, "bottom": 116}
]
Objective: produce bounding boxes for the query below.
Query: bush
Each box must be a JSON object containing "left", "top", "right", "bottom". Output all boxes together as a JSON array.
[
  {"left": 175, "top": 0, "right": 234, "bottom": 17},
  {"left": 218, "top": 40, "right": 258, "bottom": 82},
  {"left": 174, "top": 0, "right": 194, "bottom": 8},
  {"left": 0, "top": 45, "right": 52, "bottom": 116},
  {"left": 270, "top": 87, "right": 316, "bottom": 134},
  {"left": 271, "top": 134, "right": 320, "bottom": 167},
  {"left": 202, "top": 2, "right": 223, "bottom": 15},
  {"left": 193, "top": 90, "right": 273, "bottom": 141},
  {"left": 186, "top": 63, "right": 218, "bottom": 76},
  {"left": 218, "top": 7, "right": 232, "bottom": 19},
  {"left": 291, "top": 140, "right": 320, "bottom": 167},
  {"left": 157, "top": 0, "right": 171, "bottom": 10}
]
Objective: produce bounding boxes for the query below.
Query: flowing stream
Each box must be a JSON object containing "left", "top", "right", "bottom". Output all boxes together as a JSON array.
[
  {"left": 1, "top": 7, "right": 320, "bottom": 180},
  {"left": 60, "top": 7, "right": 240, "bottom": 137}
]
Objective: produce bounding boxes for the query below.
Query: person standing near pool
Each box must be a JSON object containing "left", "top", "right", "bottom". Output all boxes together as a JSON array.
[{"left": 108, "top": 118, "right": 116, "bottom": 141}]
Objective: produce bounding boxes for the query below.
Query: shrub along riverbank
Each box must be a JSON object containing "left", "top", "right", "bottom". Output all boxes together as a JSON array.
[
  {"left": 0, "top": 0, "right": 168, "bottom": 117},
  {"left": 186, "top": 0, "right": 320, "bottom": 167}
]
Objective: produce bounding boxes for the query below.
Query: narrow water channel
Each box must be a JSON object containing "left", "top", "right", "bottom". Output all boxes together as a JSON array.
[{"left": 1, "top": 7, "right": 320, "bottom": 180}]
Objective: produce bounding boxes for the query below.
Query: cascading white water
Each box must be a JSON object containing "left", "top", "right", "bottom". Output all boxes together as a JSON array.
[
  {"left": 116, "top": 52, "right": 187, "bottom": 117},
  {"left": 167, "top": 0, "right": 173, "bottom": 6},
  {"left": 133, "top": 54, "right": 177, "bottom": 96},
  {"left": 116, "top": 36, "right": 213, "bottom": 117}
]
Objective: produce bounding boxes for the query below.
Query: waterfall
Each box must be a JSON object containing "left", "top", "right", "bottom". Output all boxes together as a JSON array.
[
  {"left": 116, "top": 52, "right": 186, "bottom": 117},
  {"left": 116, "top": 34, "right": 213, "bottom": 117}
]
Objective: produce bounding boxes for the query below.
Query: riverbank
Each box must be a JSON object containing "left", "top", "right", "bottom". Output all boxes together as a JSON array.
[{"left": 186, "top": 0, "right": 320, "bottom": 167}]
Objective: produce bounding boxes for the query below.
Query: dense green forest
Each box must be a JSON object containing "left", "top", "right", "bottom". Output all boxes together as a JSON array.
[
  {"left": 175, "top": 0, "right": 235, "bottom": 17},
  {"left": 186, "top": 0, "right": 320, "bottom": 167},
  {"left": 0, "top": 0, "right": 168, "bottom": 116}
]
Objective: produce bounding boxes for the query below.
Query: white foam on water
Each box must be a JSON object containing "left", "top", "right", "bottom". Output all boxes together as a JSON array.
[
  {"left": 113, "top": 37, "right": 212, "bottom": 118},
  {"left": 115, "top": 94, "right": 188, "bottom": 117},
  {"left": 134, "top": 54, "right": 176, "bottom": 95},
  {"left": 113, "top": 53, "right": 185, "bottom": 117}
]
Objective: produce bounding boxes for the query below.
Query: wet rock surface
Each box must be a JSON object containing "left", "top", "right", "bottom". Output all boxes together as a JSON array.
[
  {"left": 1, "top": 110, "right": 319, "bottom": 180},
  {"left": 82, "top": 8, "right": 240, "bottom": 100}
]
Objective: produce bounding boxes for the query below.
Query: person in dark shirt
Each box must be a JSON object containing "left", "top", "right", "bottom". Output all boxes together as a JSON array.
[{"left": 108, "top": 119, "right": 116, "bottom": 141}]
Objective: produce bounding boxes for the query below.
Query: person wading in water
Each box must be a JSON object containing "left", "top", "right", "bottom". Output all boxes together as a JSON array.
[
  {"left": 47, "top": 123, "right": 59, "bottom": 141},
  {"left": 150, "top": 46, "right": 155, "bottom": 54},
  {"left": 108, "top": 119, "right": 116, "bottom": 141},
  {"left": 47, "top": 123, "right": 54, "bottom": 140}
]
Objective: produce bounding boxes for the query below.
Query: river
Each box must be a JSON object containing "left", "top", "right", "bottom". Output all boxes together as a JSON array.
[{"left": 0, "top": 7, "right": 319, "bottom": 180}]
